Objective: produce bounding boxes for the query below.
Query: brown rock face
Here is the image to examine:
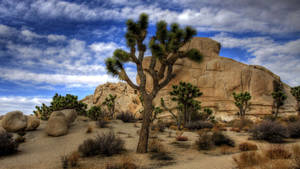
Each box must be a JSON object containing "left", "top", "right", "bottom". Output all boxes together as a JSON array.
[
  {"left": 83, "top": 37, "right": 297, "bottom": 121},
  {"left": 82, "top": 82, "right": 142, "bottom": 116},
  {"left": 141, "top": 37, "right": 297, "bottom": 120}
]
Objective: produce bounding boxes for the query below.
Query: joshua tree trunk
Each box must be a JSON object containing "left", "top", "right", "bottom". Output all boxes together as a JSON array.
[{"left": 137, "top": 95, "right": 153, "bottom": 153}]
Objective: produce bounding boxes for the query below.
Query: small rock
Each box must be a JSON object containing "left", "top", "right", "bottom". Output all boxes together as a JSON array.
[
  {"left": 46, "top": 111, "right": 68, "bottom": 137},
  {"left": 1, "top": 111, "right": 27, "bottom": 132}
]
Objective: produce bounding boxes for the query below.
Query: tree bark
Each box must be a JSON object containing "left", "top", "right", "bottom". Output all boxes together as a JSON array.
[{"left": 136, "top": 95, "right": 153, "bottom": 153}]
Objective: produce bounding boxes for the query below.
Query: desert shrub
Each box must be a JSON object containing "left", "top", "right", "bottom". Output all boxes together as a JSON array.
[
  {"left": 227, "top": 118, "right": 253, "bottom": 129},
  {"left": 86, "top": 126, "right": 93, "bottom": 133},
  {"left": 281, "top": 115, "right": 300, "bottom": 123},
  {"left": 61, "top": 151, "right": 80, "bottom": 169},
  {"left": 287, "top": 121, "right": 300, "bottom": 138},
  {"left": 0, "top": 132, "right": 19, "bottom": 156},
  {"left": 176, "top": 136, "right": 188, "bottom": 141},
  {"left": 185, "top": 120, "right": 213, "bottom": 130},
  {"left": 97, "top": 119, "right": 109, "bottom": 128},
  {"left": 148, "top": 139, "right": 173, "bottom": 161},
  {"left": 34, "top": 93, "right": 87, "bottom": 120},
  {"left": 292, "top": 145, "right": 300, "bottom": 168},
  {"left": 117, "top": 112, "right": 137, "bottom": 123},
  {"left": 105, "top": 161, "right": 137, "bottom": 169},
  {"left": 264, "top": 145, "right": 292, "bottom": 159},
  {"left": 233, "top": 151, "right": 265, "bottom": 168},
  {"left": 195, "top": 132, "right": 214, "bottom": 150},
  {"left": 78, "top": 131, "right": 124, "bottom": 157},
  {"left": 212, "top": 131, "right": 235, "bottom": 147},
  {"left": 251, "top": 120, "right": 288, "bottom": 143},
  {"left": 238, "top": 142, "right": 258, "bottom": 151},
  {"left": 151, "top": 121, "right": 166, "bottom": 132},
  {"left": 87, "top": 106, "right": 103, "bottom": 120}
]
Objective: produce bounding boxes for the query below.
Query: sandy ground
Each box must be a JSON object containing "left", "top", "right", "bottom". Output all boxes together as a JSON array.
[{"left": 2, "top": 118, "right": 297, "bottom": 169}]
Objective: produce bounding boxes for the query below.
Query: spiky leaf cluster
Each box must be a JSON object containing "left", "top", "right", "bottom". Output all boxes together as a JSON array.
[
  {"left": 232, "top": 92, "right": 251, "bottom": 117},
  {"left": 33, "top": 93, "right": 87, "bottom": 120},
  {"left": 102, "top": 94, "right": 117, "bottom": 117},
  {"left": 291, "top": 86, "right": 300, "bottom": 102},
  {"left": 272, "top": 80, "right": 287, "bottom": 113}
]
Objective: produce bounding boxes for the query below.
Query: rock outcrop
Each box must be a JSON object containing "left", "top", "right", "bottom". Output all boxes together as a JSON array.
[
  {"left": 83, "top": 37, "right": 297, "bottom": 121},
  {"left": 59, "top": 109, "right": 77, "bottom": 124},
  {"left": 1, "top": 111, "right": 27, "bottom": 132},
  {"left": 46, "top": 111, "right": 68, "bottom": 137},
  {"left": 82, "top": 82, "right": 142, "bottom": 116}
]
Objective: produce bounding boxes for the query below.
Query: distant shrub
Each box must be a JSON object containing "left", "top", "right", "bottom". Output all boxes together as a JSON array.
[
  {"left": 185, "top": 121, "right": 213, "bottom": 130},
  {"left": 61, "top": 151, "right": 80, "bottom": 169},
  {"left": 251, "top": 120, "right": 288, "bottom": 143},
  {"left": 239, "top": 142, "right": 258, "bottom": 151},
  {"left": 195, "top": 132, "right": 214, "bottom": 150},
  {"left": 97, "top": 119, "right": 109, "bottom": 128},
  {"left": 176, "top": 136, "right": 188, "bottom": 141},
  {"left": 0, "top": 132, "right": 19, "bottom": 156},
  {"left": 148, "top": 138, "right": 173, "bottom": 161},
  {"left": 87, "top": 106, "right": 103, "bottom": 121},
  {"left": 116, "top": 112, "right": 137, "bottom": 123},
  {"left": 281, "top": 115, "right": 300, "bottom": 123},
  {"left": 212, "top": 131, "right": 235, "bottom": 147},
  {"left": 78, "top": 131, "right": 124, "bottom": 157},
  {"left": 151, "top": 121, "right": 166, "bottom": 132},
  {"left": 105, "top": 160, "right": 137, "bottom": 169},
  {"left": 287, "top": 121, "right": 300, "bottom": 138},
  {"left": 34, "top": 93, "right": 87, "bottom": 120},
  {"left": 228, "top": 119, "right": 253, "bottom": 129},
  {"left": 264, "top": 145, "right": 291, "bottom": 159},
  {"left": 233, "top": 151, "right": 264, "bottom": 168},
  {"left": 86, "top": 126, "right": 93, "bottom": 133}
]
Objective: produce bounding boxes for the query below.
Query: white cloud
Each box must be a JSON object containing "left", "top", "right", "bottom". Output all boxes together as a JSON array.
[
  {"left": 0, "top": 96, "right": 52, "bottom": 115},
  {"left": 47, "top": 34, "right": 67, "bottom": 42},
  {"left": 1, "top": 0, "right": 299, "bottom": 34},
  {"left": 212, "top": 33, "right": 300, "bottom": 86},
  {"left": 0, "top": 68, "right": 119, "bottom": 87},
  {"left": 89, "top": 42, "right": 119, "bottom": 53}
]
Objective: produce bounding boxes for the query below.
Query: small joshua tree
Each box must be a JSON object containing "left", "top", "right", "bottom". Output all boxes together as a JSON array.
[
  {"left": 170, "top": 81, "right": 203, "bottom": 126},
  {"left": 160, "top": 98, "right": 182, "bottom": 130},
  {"left": 272, "top": 80, "right": 287, "bottom": 118},
  {"left": 233, "top": 92, "right": 251, "bottom": 119},
  {"left": 291, "top": 86, "right": 300, "bottom": 115},
  {"left": 105, "top": 13, "right": 202, "bottom": 153},
  {"left": 102, "top": 94, "right": 117, "bottom": 119}
]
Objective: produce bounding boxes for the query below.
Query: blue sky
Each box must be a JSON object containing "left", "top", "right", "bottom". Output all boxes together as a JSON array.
[{"left": 0, "top": 0, "right": 299, "bottom": 114}]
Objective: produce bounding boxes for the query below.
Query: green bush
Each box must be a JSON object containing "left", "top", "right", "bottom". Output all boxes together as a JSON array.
[
  {"left": 34, "top": 93, "right": 87, "bottom": 120},
  {"left": 87, "top": 106, "right": 103, "bottom": 120},
  {"left": 288, "top": 121, "right": 300, "bottom": 138},
  {"left": 212, "top": 131, "right": 235, "bottom": 147},
  {"left": 116, "top": 112, "right": 137, "bottom": 123},
  {"left": 185, "top": 121, "right": 213, "bottom": 130}
]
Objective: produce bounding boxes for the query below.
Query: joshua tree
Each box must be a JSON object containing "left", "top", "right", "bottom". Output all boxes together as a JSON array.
[
  {"left": 169, "top": 81, "right": 203, "bottom": 126},
  {"left": 291, "top": 86, "right": 300, "bottom": 115},
  {"left": 160, "top": 98, "right": 182, "bottom": 130},
  {"left": 105, "top": 13, "right": 202, "bottom": 153},
  {"left": 272, "top": 80, "right": 287, "bottom": 118},
  {"left": 102, "top": 94, "right": 117, "bottom": 119},
  {"left": 232, "top": 92, "right": 251, "bottom": 119}
]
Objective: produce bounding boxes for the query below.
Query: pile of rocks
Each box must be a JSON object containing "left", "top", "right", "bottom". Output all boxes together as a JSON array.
[{"left": 0, "top": 111, "right": 40, "bottom": 133}]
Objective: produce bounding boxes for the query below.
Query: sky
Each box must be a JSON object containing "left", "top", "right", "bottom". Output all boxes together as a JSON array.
[{"left": 0, "top": 0, "right": 299, "bottom": 115}]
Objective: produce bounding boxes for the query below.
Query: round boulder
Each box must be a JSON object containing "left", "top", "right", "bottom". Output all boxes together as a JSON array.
[
  {"left": 0, "top": 126, "right": 6, "bottom": 134},
  {"left": 46, "top": 111, "right": 68, "bottom": 137},
  {"left": 25, "top": 115, "right": 40, "bottom": 131},
  {"left": 1, "top": 111, "right": 27, "bottom": 132},
  {"left": 58, "top": 109, "right": 77, "bottom": 124}
]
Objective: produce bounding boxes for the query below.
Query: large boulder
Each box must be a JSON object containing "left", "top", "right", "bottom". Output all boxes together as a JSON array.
[
  {"left": 1, "top": 111, "right": 27, "bottom": 132},
  {"left": 46, "top": 111, "right": 68, "bottom": 137},
  {"left": 25, "top": 115, "right": 40, "bottom": 131},
  {"left": 0, "top": 126, "right": 5, "bottom": 134},
  {"left": 57, "top": 109, "right": 77, "bottom": 124}
]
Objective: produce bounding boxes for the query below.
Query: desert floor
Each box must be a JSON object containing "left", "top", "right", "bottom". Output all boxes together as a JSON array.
[{"left": 1, "top": 118, "right": 299, "bottom": 169}]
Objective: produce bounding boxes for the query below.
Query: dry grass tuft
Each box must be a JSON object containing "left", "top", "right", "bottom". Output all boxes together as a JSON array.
[
  {"left": 86, "top": 126, "right": 93, "bottom": 134},
  {"left": 233, "top": 151, "right": 266, "bottom": 168},
  {"left": 105, "top": 155, "right": 137, "bottom": 169},
  {"left": 176, "top": 136, "right": 188, "bottom": 141},
  {"left": 239, "top": 142, "right": 258, "bottom": 151},
  {"left": 264, "top": 145, "right": 292, "bottom": 159}
]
